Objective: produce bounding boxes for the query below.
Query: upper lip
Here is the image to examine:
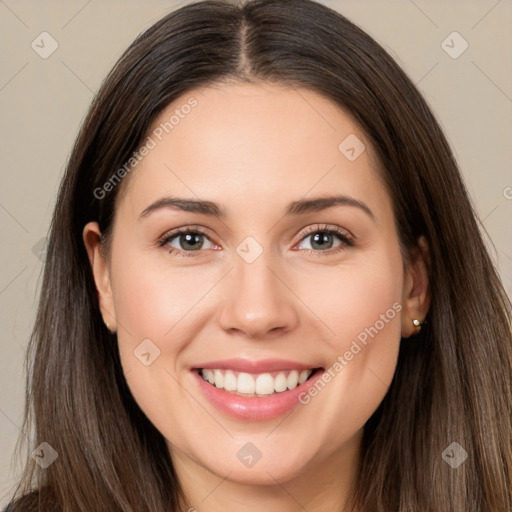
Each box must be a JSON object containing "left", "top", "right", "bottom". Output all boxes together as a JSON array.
[{"left": 192, "top": 358, "right": 321, "bottom": 374}]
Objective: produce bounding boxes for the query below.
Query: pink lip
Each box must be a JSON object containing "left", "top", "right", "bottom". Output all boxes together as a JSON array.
[
  {"left": 192, "top": 358, "right": 318, "bottom": 373},
  {"left": 191, "top": 366, "right": 325, "bottom": 421}
]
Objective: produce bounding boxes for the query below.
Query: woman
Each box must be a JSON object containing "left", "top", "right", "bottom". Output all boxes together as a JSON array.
[{"left": 5, "top": 0, "right": 511, "bottom": 510}]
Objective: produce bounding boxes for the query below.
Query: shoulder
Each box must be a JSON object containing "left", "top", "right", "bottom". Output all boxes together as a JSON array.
[{"left": 3, "top": 490, "right": 41, "bottom": 512}]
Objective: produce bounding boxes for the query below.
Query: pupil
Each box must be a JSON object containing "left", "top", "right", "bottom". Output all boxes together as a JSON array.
[
  {"left": 312, "top": 232, "right": 332, "bottom": 250},
  {"left": 181, "top": 233, "right": 202, "bottom": 250}
]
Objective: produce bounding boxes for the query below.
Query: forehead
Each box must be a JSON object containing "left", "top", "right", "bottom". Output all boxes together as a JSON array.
[{"left": 117, "top": 81, "right": 390, "bottom": 222}]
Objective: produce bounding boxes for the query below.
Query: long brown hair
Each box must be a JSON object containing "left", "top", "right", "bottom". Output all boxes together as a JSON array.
[{"left": 6, "top": 1, "right": 511, "bottom": 510}]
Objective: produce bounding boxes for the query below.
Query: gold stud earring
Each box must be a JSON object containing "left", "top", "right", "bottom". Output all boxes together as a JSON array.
[{"left": 412, "top": 318, "right": 423, "bottom": 335}]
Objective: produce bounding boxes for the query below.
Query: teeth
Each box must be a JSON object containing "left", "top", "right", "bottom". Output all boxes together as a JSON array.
[
  {"left": 255, "top": 373, "right": 274, "bottom": 395},
  {"left": 287, "top": 370, "right": 299, "bottom": 389},
  {"left": 214, "top": 369, "right": 224, "bottom": 388},
  {"left": 200, "top": 368, "right": 314, "bottom": 396},
  {"left": 298, "top": 369, "right": 309, "bottom": 384},
  {"left": 223, "top": 371, "right": 237, "bottom": 391},
  {"left": 238, "top": 372, "right": 255, "bottom": 394},
  {"left": 274, "top": 372, "right": 287, "bottom": 392},
  {"left": 205, "top": 370, "right": 215, "bottom": 385}
]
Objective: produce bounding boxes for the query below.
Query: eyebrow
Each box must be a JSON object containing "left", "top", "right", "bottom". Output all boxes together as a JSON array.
[{"left": 138, "top": 195, "right": 375, "bottom": 221}]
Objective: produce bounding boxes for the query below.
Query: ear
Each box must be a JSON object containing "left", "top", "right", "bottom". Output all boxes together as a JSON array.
[
  {"left": 82, "top": 222, "right": 117, "bottom": 333},
  {"left": 401, "top": 235, "right": 431, "bottom": 338}
]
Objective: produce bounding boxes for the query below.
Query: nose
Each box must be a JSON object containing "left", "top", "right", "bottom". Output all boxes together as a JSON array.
[{"left": 217, "top": 249, "right": 300, "bottom": 340}]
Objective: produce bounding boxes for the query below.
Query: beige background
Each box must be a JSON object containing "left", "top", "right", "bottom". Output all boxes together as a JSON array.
[{"left": 1, "top": 0, "right": 511, "bottom": 505}]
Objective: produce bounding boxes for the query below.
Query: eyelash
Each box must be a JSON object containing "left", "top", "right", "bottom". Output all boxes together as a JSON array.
[{"left": 157, "top": 224, "right": 354, "bottom": 258}]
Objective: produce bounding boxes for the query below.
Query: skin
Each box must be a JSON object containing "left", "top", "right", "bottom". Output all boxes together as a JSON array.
[{"left": 83, "top": 82, "right": 430, "bottom": 512}]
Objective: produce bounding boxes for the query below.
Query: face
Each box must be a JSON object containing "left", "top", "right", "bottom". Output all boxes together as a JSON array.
[{"left": 84, "top": 82, "right": 429, "bottom": 490}]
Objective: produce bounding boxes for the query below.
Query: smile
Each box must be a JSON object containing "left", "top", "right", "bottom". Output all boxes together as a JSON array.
[
  {"left": 191, "top": 362, "right": 325, "bottom": 421},
  {"left": 199, "top": 368, "right": 319, "bottom": 397}
]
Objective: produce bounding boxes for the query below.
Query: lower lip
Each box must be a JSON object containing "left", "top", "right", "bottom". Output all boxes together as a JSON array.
[{"left": 191, "top": 368, "right": 325, "bottom": 421}]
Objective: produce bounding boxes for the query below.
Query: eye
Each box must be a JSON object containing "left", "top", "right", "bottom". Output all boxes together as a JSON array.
[
  {"left": 295, "top": 224, "right": 354, "bottom": 256},
  {"left": 158, "top": 227, "right": 217, "bottom": 256},
  {"left": 157, "top": 224, "right": 354, "bottom": 258}
]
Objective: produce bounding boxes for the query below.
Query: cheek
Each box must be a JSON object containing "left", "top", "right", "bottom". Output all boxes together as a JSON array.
[
  {"left": 297, "top": 246, "right": 403, "bottom": 353},
  {"left": 294, "top": 244, "right": 403, "bottom": 420},
  {"left": 110, "top": 248, "right": 215, "bottom": 341},
  {"left": 108, "top": 248, "right": 223, "bottom": 420},
  {"left": 109, "top": 253, "right": 197, "bottom": 439}
]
